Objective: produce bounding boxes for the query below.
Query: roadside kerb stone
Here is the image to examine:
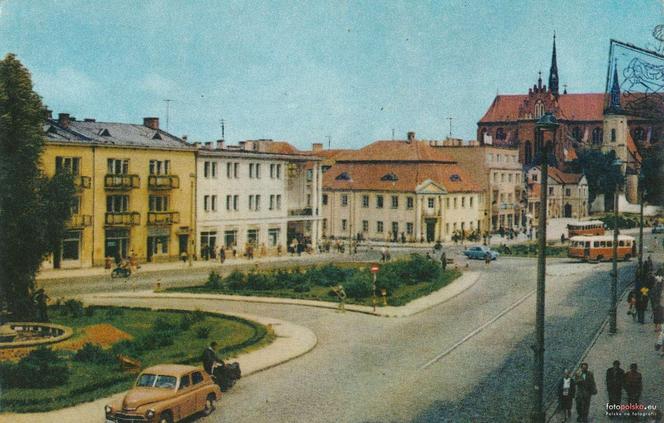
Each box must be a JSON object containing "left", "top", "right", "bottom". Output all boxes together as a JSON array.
[
  {"left": 0, "top": 298, "right": 317, "bottom": 423},
  {"left": 84, "top": 271, "right": 480, "bottom": 318}
]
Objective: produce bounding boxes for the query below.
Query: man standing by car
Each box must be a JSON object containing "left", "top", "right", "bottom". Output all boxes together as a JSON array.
[{"left": 203, "top": 341, "right": 223, "bottom": 375}]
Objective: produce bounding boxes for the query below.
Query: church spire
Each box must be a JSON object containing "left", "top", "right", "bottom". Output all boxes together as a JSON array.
[
  {"left": 607, "top": 61, "right": 623, "bottom": 114},
  {"left": 548, "top": 32, "right": 559, "bottom": 98}
]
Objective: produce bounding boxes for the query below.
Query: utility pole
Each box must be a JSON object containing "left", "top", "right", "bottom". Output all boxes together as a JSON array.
[
  {"left": 392, "top": 128, "right": 395, "bottom": 140},
  {"left": 446, "top": 116, "right": 454, "bottom": 138},
  {"left": 219, "top": 118, "right": 225, "bottom": 140},
  {"left": 326, "top": 135, "right": 331, "bottom": 150},
  {"left": 163, "top": 99, "right": 174, "bottom": 132}
]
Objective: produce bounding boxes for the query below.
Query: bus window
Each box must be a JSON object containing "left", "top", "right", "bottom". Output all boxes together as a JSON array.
[
  {"left": 619, "top": 240, "right": 625, "bottom": 246},
  {"left": 594, "top": 242, "right": 600, "bottom": 248}
]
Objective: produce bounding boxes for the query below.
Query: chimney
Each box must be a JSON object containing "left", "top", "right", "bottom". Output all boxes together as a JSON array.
[
  {"left": 204, "top": 141, "right": 215, "bottom": 150},
  {"left": 216, "top": 139, "right": 225, "bottom": 149},
  {"left": 182, "top": 135, "right": 188, "bottom": 142},
  {"left": 84, "top": 118, "right": 96, "bottom": 122},
  {"left": 143, "top": 117, "right": 159, "bottom": 130},
  {"left": 58, "top": 113, "right": 70, "bottom": 129},
  {"left": 44, "top": 107, "right": 52, "bottom": 120},
  {"left": 312, "top": 142, "right": 323, "bottom": 152},
  {"left": 407, "top": 131, "right": 415, "bottom": 143}
]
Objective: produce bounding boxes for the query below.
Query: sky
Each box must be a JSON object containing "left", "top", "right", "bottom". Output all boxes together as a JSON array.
[{"left": 1, "top": 0, "right": 662, "bottom": 150}]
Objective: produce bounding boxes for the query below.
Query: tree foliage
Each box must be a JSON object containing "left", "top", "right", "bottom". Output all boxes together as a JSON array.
[
  {"left": 640, "top": 144, "right": 664, "bottom": 206},
  {"left": 0, "top": 54, "right": 75, "bottom": 319},
  {"left": 566, "top": 148, "right": 623, "bottom": 206}
]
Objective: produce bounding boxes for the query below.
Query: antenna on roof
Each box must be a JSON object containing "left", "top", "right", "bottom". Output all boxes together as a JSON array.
[
  {"left": 392, "top": 128, "right": 395, "bottom": 140},
  {"left": 446, "top": 116, "right": 454, "bottom": 138},
  {"left": 163, "top": 99, "right": 175, "bottom": 132},
  {"left": 219, "top": 118, "right": 225, "bottom": 140},
  {"left": 326, "top": 135, "right": 331, "bottom": 150}
]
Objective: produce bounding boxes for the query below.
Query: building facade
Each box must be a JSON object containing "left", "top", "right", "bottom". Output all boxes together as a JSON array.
[
  {"left": 42, "top": 113, "right": 196, "bottom": 268},
  {"left": 196, "top": 140, "right": 323, "bottom": 256},
  {"left": 321, "top": 134, "right": 484, "bottom": 242},
  {"left": 437, "top": 142, "right": 524, "bottom": 231},
  {"left": 526, "top": 166, "right": 589, "bottom": 226}
]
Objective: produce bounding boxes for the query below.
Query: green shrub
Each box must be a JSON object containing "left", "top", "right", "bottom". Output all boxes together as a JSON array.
[
  {"left": 293, "top": 283, "right": 311, "bottom": 293},
  {"left": 179, "top": 313, "right": 194, "bottom": 330},
  {"left": 196, "top": 325, "right": 211, "bottom": 339},
  {"left": 84, "top": 306, "right": 95, "bottom": 317},
  {"left": 375, "top": 267, "right": 402, "bottom": 295},
  {"left": 344, "top": 271, "right": 373, "bottom": 300},
  {"left": 307, "top": 264, "right": 351, "bottom": 287},
  {"left": 224, "top": 270, "right": 246, "bottom": 290},
  {"left": 14, "top": 347, "right": 69, "bottom": 388},
  {"left": 206, "top": 271, "right": 222, "bottom": 289},
  {"left": 384, "top": 254, "right": 440, "bottom": 285},
  {"left": 151, "top": 317, "right": 178, "bottom": 334},
  {"left": 73, "top": 342, "right": 114, "bottom": 365},
  {"left": 63, "top": 299, "right": 84, "bottom": 318},
  {"left": 191, "top": 309, "right": 206, "bottom": 323},
  {"left": 105, "top": 307, "right": 124, "bottom": 319},
  {"left": 111, "top": 339, "right": 141, "bottom": 357},
  {"left": 135, "top": 331, "right": 174, "bottom": 350},
  {"left": 246, "top": 272, "right": 271, "bottom": 290}
]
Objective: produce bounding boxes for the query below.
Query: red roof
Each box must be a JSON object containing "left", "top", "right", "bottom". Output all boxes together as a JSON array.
[
  {"left": 479, "top": 93, "right": 607, "bottom": 123},
  {"left": 626, "top": 132, "right": 642, "bottom": 163},
  {"left": 334, "top": 140, "right": 455, "bottom": 163},
  {"left": 323, "top": 162, "right": 481, "bottom": 193},
  {"left": 547, "top": 166, "right": 583, "bottom": 184}
]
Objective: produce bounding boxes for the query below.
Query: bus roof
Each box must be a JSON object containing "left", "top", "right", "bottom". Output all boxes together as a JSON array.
[
  {"left": 567, "top": 220, "right": 605, "bottom": 227},
  {"left": 569, "top": 235, "right": 635, "bottom": 241}
]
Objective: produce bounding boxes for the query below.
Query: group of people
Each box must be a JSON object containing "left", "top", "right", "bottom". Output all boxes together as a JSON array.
[
  {"left": 627, "top": 256, "right": 664, "bottom": 357},
  {"left": 558, "top": 361, "right": 644, "bottom": 422}
]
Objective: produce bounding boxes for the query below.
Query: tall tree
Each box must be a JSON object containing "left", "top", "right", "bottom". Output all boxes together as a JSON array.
[
  {"left": 41, "top": 171, "right": 76, "bottom": 270},
  {"left": 566, "top": 148, "right": 623, "bottom": 209},
  {"left": 0, "top": 54, "right": 74, "bottom": 319},
  {"left": 640, "top": 144, "right": 664, "bottom": 206}
]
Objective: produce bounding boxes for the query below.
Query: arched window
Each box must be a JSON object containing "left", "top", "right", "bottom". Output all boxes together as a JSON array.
[
  {"left": 496, "top": 127, "right": 506, "bottom": 140},
  {"left": 633, "top": 127, "right": 645, "bottom": 141},
  {"left": 572, "top": 127, "right": 582, "bottom": 142},
  {"left": 535, "top": 101, "right": 545, "bottom": 119},
  {"left": 591, "top": 128, "right": 603, "bottom": 145},
  {"left": 524, "top": 141, "right": 532, "bottom": 164}
]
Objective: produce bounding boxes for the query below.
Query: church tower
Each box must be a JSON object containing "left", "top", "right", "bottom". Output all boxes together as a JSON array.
[
  {"left": 603, "top": 62, "right": 629, "bottom": 165},
  {"left": 548, "top": 34, "right": 560, "bottom": 98}
]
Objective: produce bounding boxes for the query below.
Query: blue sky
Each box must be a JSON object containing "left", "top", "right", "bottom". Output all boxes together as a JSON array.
[{"left": 1, "top": 0, "right": 662, "bottom": 149}]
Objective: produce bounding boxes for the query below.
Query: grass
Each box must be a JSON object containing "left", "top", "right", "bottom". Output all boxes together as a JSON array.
[
  {"left": 168, "top": 266, "right": 462, "bottom": 307},
  {"left": 0, "top": 306, "right": 273, "bottom": 413}
]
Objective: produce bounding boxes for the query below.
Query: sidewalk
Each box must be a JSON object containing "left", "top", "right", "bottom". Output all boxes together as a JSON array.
[
  {"left": 80, "top": 271, "right": 480, "bottom": 318},
  {"left": 547, "top": 284, "right": 664, "bottom": 422},
  {"left": 0, "top": 302, "right": 317, "bottom": 423}
]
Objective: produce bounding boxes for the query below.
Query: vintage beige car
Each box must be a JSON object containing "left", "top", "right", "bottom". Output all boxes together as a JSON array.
[{"left": 105, "top": 364, "right": 222, "bottom": 423}]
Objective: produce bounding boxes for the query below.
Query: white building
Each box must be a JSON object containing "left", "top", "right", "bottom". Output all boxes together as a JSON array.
[{"left": 196, "top": 140, "right": 322, "bottom": 256}]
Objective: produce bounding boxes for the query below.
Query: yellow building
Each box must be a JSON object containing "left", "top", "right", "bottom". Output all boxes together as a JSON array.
[{"left": 41, "top": 112, "right": 196, "bottom": 268}]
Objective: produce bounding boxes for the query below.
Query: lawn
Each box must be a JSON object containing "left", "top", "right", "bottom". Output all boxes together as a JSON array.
[
  {"left": 0, "top": 305, "right": 273, "bottom": 413},
  {"left": 168, "top": 255, "right": 462, "bottom": 307}
]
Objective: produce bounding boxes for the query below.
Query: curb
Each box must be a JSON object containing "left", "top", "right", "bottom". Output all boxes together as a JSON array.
[{"left": 84, "top": 271, "right": 481, "bottom": 319}]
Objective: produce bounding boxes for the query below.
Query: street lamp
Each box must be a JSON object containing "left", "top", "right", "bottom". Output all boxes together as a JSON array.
[
  {"left": 638, "top": 171, "right": 646, "bottom": 289},
  {"left": 609, "top": 159, "right": 624, "bottom": 334},
  {"left": 531, "top": 112, "right": 559, "bottom": 423}
]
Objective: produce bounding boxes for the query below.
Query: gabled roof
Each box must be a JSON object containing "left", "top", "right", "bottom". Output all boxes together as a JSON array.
[
  {"left": 531, "top": 166, "right": 584, "bottom": 185},
  {"left": 44, "top": 119, "right": 193, "bottom": 150},
  {"left": 479, "top": 93, "right": 608, "bottom": 123},
  {"left": 333, "top": 140, "right": 455, "bottom": 163},
  {"left": 323, "top": 162, "right": 481, "bottom": 193},
  {"left": 626, "top": 131, "right": 642, "bottom": 163}
]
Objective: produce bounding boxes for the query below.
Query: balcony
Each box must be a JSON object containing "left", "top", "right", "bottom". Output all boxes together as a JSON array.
[
  {"left": 492, "top": 202, "right": 516, "bottom": 213},
  {"left": 73, "top": 176, "right": 91, "bottom": 190},
  {"left": 288, "top": 207, "right": 313, "bottom": 217},
  {"left": 105, "top": 212, "right": 140, "bottom": 226},
  {"left": 147, "top": 211, "right": 180, "bottom": 225},
  {"left": 104, "top": 174, "right": 140, "bottom": 190},
  {"left": 148, "top": 175, "right": 180, "bottom": 190},
  {"left": 67, "top": 214, "right": 92, "bottom": 228}
]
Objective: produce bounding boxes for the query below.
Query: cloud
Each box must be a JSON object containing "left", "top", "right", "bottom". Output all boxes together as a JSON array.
[{"left": 32, "top": 67, "right": 102, "bottom": 107}]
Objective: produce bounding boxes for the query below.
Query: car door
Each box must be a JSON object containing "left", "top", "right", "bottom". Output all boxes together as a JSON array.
[
  {"left": 190, "top": 371, "right": 207, "bottom": 411},
  {"left": 177, "top": 374, "right": 196, "bottom": 417}
]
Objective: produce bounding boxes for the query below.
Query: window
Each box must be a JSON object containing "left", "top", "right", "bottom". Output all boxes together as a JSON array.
[
  {"left": 535, "top": 101, "right": 544, "bottom": 118},
  {"left": 256, "top": 163, "right": 261, "bottom": 178},
  {"left": 341, "top": 194, "right": 348, "bottom": 207},
  {"left": 508, "top": 173, "right": 512, "bottom": 183},
  {"left": 224, "top": 230, "right": 237, "bottom": 247},
  {"left": 611, "top": 128, "right": 616, "bottom": 143},
  {"left": 268, "top": 228, "right": 280, "bottom": 247},
  {"left": 62, "top": 230, "right": 81, "bottom": 260},
  {"left": 55, "top": 157, "right": 81, "bottom": 175},
  {"left": 322, "top": 219, "right": 328, "bottom": 232},
  {"left": 247, "top": 229, "right": 259, "bottom": 245},
  {"left": 234, "top": 163, "right": 239, "bottom": 178},
  {"left": 446, "top": 223, "right": 450, "bottom": 234},
  {"left": 469, "top": 197, "right": 474, "bottom": 208},
  {"left": 634, "top": 127, "right": 645, "bottom": 141},
  {"left": 407, "top": 197, "right": 414, "bottom": 209},
  {"left": 179, "top": 375, "right": 191, "bottom": 390},
  {"left": 342, "top": 219, "right": 347, "bottom": 231},
  {"left": 249, "top": 195, "right": 254, "bottom": 210},
  {"left": 453, "top": 197, "right": 457, "bottom": 208},
  {"left": 270, "top": 164, "right": 276, "bottom": 178},
  {"left": 276, "top": 195, "right": 281, "bottom": 210},
  {"left": 71, "top": 196, "right": 81, "bottom": 214},
  {"left": 249, "top": 163, "right": 255, "bottom": 178},
  {"left": 428, "top": 198, "right": 435, "bottom": 208},
  {"left": 149, "top": 160, "right": 170, "bottom": 175},
  {"left": 362, "top": 220, "right": 369, "bottom": 232},
  {"left": 592, "top": 128, "right": 603, "bottom": 145},
  {"left": 406, "top": 222, "right": 413, "bottom": 235},
  {"left": 493, "top": 172, "right": 498, "bottom": 183},
  {"left": 381, "top": 172, "right": 399, "bottom": 181},
  {"left": 461, "top": 197, "right": 465, "bottom": 208},
  {"left": 532, "top": 173, "right": 538, "bottom": 182},
  {"left": 212, "top": 195, "right": 217, "bottom": 211},
  {"left": 376, "top": 221, "right": 384, "bottom": 233},
  {"left": 227, "top": 162, "right": 233, "bottom": 178},
  {"left": 204, "top": 195, "right": 210, "bottom": 212},
  {"left": 270, "top": 195, "right": 275, "bottom": 210},
  {"left": 496, "top": 154, "right": 501, "bottom": 163},
  {"left": 335, "top": 172, "right": 351, "bottom": 181},
  {"left": 255, "top": 195, "right": 261, "bottom": 211},
  {"left": 487, "top": 153, "right": 493, "bottom": 162},
  {"left": 501, "top": 173, "right": 505, "bottom": 183},
  {"left": 391, "top": 196, "right": 399, "bottom": 208},
  {"left": 392, "top": 222, "right": 399, "bottom": 235},
  {"left": 496, "top": 127, "right": 506, "bottom": 140},
  {"left": 200, "top": 231, "right": 217, "bottom": 252},
  {"left": 376, "top": 195, "right": 384, "bottom": 209},
  {"left": 565, "top": 188, "right": 571, "bottom": 196},
  {"left": 276, "top": 164, "right": 281, "bottom": 179},
  {"left": 233, "top": 195, "right": 239, "bottom": 210},
  {"left": 549, "top": 187, "right": 554, "bottom": 195},
  {"left": 572, "top": 127, "right": 582, "bottom": 142},
  {"left": 306, "top": 169, "right": 313, "bottom": 182},
  {"left": 107, "top": 158, "right": 129, "bottom": 175},
  {"left": 362, "top": 195, "right": 369, "bottom": 208},
  {"left": 322, "top": 194, "right": 328, "bottom": 206},
  {"left": 307, "top": 194, "right": 311, "bottom": 207},
  {"left": 191, "top": 372, "right": 203, "bottom": 385},
  {"left": 106, "top": 195, "right": 128, "bottom": 212},
  {"left": 149, "top": 195, "right": 169, "bottom": 212},
  {"left": 446, "top": 198, "right": 450, "bottom": 209},
  {"left": 226, "top": 195, "right": 232, "bottom": 210},
  {"left": 203, "top": 161, "right": 216, "bottom": 178}
]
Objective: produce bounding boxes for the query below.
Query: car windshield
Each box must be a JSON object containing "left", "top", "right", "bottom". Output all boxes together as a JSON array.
[{"left": 136, "top": 373, "right": 177, "bottom": 389}]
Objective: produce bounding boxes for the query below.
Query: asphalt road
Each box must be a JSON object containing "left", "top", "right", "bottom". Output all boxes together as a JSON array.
[{"left": 92, "top": 256, "right": 634, "bottom": 423}]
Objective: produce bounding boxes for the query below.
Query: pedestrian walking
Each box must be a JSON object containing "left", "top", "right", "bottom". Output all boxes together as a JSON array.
[
  {"left": 637, "top": 288, "right": 650, "bottom": 324},
  {"left": 180, "top": 250, "right": 188, "bottom": 266},
  {"left": 656, "top": 329, "right": 664, "bottom": 357},
  {"left": 574, "top": 363, "right": 597, "bottom": 423},
  {"left": 623, "top": 363, "right": 642, "bottom": 406},
  {"left": 558, "top": 369, "right": 576, "bottom": 422},
  {"left": 653, "top": 303, "right": 663, "bottom": 333},
  {"left": 627, "top": 290, "right": 638, "bottom": 321},
  {"left": 219, "top": 247, "right": 225, "bottom": 264},
  {"left": 380, "top": 246, "right": 387, "bottom": 263},
  {"left": 606, "top": 360, "right": 625, "bottom": 410},
  {"left": 441, "top": 251, "right": 447, "bottom": 271},
  {"left": 484, "top": 250, "right": 491, "bottom": 265},
  {"left": 333, "top": 284, "right": 346, "bottom": 312}
]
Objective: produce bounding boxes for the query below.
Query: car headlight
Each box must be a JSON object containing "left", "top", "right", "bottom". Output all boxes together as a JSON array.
[
  {"left": 146, "top": 409, "right": 155, "bottom": 419},
  {"left": 105, "top": 405, "right": 113, "bottom": 414}
]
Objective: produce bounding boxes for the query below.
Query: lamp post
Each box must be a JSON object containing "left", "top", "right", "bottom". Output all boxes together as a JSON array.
[
  {"left": 609, "top": 159, "right": 624, "bottom": 334},
  {"left": 638, "top": 171, "right": 645, "bottom": 288},
  {"left": 189, "top": 172, "right": 196, "bottom": 267},
  {"left": 531, "top": 112, "right": 559, "bottom": 423}
]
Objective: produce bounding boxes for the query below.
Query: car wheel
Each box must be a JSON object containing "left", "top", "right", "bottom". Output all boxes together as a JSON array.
[
  {"left": 203, "top": 394, "right": 216, "bottom": 416},
  {"left": 624, "top": 254, "right": 631, "bottom": 262},
  {"left": 597, "top": 255, "right": 604, "bottom": 262},
  {"left": 159, "top": 412, "right": 173, "bottom": 423}
]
